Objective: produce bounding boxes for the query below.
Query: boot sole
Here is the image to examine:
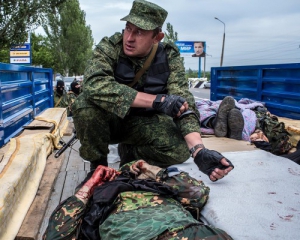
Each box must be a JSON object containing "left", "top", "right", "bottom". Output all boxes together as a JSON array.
[
  {"left": 214, "top": 96, "right": 235, "bottom": 137},
  {"left": 228, "top": 109, "right": 244, "bottom": 140}
]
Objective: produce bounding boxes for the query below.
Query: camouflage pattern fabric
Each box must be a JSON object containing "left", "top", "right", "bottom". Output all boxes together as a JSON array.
[
  {"left": 66, "top": 91, "right": 79, "bottom": 116},
  {"left": 43, "top": 161, "right": 232, "bottom": 239},
  {"left": 157, "top": 223, "right": 233, "bottom": 240},
  {"left": 255, "top": 111, "right": 292, "bottom": 155},
  {"left": 43, "top": 196, "right": 85, "bottom": 240},
  {"left": 73, "top": 108, "right": 191, "bottom": 167},
  {"left": 120, "top": 0, "right": 168, "bottom": 30},
  {"left": 156, "top": 170, "right": 210, "bottom": 210},
  {"left": 100, "top": 169, "right": 211, "bottom": 239},
  {"left": 54, "top": 90, "right": 69, "bottom": 108},
  {"left": 99, "top": 191, "right": 200, "bottom": 240},
  {"left": 72, "top": 32, "right": 200, "bottom": 165}
]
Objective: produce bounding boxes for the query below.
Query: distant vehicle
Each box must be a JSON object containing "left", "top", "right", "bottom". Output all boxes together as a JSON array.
[{"left": 204, "top": 82, "right": 211, "bottom": 89}]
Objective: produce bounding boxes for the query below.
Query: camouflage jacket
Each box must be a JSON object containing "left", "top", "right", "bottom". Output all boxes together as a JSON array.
[
  {"left": 66, "top": 91, "right": 79, "bottom": 116},
  {"left": 54, "top": 90, "right": 69, "bottom": 108},
  {"left": 72, "top": 32, "right": 200, "bottom": 136},
  {"left": 43, "top": 163, "right": 210, "bottom": 240},
  {"left": 255, "top": 111, "right": 292, "bottom": 155}
]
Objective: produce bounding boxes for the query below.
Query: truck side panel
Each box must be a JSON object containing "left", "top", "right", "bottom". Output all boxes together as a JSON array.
[
  {"left": 0, "top": 63, "right": 53, "bottom": 147},
  {"left": 210, "top": 63, "right": 300, "bottom": 120}
]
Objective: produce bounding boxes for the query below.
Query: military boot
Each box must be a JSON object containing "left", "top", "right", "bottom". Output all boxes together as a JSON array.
[
  {"left": 227, "top": 108, "right": 244, "bottom": 140},
  {"left": 89, "top": 157, "right": 108, "bottom": 172},
  {"left": 118, "top": 143, "right": 136, "bottom": 167},
  {"left": 214, "top": 96, "right": 235, "bottom": 137}
]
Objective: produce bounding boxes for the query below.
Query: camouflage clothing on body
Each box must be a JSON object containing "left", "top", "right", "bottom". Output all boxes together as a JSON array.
[
  {"left": 54, "top": 90, "right": 69, "bottom": 108},
  {"left": 66, "top": 91, "right": 79, "bottom": 116},
  {"left": 255, "top": 110, "right": 292, "bottom": 155},
  {"left": 42, "top": 195, "right": 85, "bottom": 240},
  {"left": 43, "top": 161, "right": 232, "bottom": 240},
  {"left": 72, "top": 32, "right": 200, "bottom": 165}
]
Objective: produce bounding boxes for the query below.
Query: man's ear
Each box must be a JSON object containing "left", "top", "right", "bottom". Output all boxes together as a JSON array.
[{"left": 154, "top": 32, "right": 164, "bottom": 43}]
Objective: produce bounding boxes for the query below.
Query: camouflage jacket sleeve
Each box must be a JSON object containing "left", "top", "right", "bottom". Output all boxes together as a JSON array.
[
  {"left": 82, "top": 33, "right": 138, "bottom": 118},
  {"left": 156, "top": 167, "right": 210, "bottom": 210},
  {"left": 43, "top": 195, "right": 86, "bottom": 240},
  {"left": 165, "top": 41, "right": 201, "bottom": 136}
]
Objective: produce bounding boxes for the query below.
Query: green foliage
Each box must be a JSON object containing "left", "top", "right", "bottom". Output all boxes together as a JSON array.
[
  {"left": 185, "top": 68, "right": 211, "bottom": 80},
  {"left": 0, "top": 0, "right": 67, "bottom": 47},
  {"left": 0, "top": 48, "right": 9, "bottom": 63},
  {"left": 43, "top": 0, "right": 93, "bottom": 75},
  {"left": 163, "top": 22, "right": 183, "bottom": 66},
  {"left": 31, "top": 33, "right": 54, "bottom": 68},
  {"left": 186, "top": 68, "right": 198, "bottom": 78},
  {"left": 163, "top": 23, "right": 178, "bottom": 43}
]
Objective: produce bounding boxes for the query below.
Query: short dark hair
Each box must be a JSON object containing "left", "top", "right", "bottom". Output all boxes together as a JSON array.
[{"left": 152, "top": 26, "right": 162, "bottom": 37}]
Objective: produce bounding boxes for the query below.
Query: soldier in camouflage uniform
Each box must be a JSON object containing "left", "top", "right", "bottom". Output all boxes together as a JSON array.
[
  {"left": 53, "top": 80, "right": 69, "bottom": 108},
  {"left": 67, "top": 81, "right": 81, "bottom": 116},
  {"left": 72, "top": 0, "right": 234, "bottom": 181},
  {"left": 43, "top": 161, "right": 233, "bottom": 239}
]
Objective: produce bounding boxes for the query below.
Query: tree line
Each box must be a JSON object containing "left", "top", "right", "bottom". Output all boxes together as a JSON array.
[
  {"left": 0, "top": 0, "right": 93, "bottom": 76},
  {"left": 0, "top": 1, "right": 205, "bottom": 79}
]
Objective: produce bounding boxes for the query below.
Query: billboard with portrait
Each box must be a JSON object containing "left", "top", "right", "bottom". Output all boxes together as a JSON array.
[{"left": 175, "top": 41, "right": 206, "bottom": 57}]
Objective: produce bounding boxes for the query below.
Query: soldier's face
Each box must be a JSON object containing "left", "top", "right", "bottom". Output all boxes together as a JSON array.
[{"left": 123, "top": 22, "right": 158, "bottom": 57}]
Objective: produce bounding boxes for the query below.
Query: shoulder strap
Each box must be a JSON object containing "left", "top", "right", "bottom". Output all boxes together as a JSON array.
[
  {"left": 128, "top": 43, "right": 158, "bottom": 87},
  {"left": 55, "top": 96, "right": 63, "bottom": 107}
]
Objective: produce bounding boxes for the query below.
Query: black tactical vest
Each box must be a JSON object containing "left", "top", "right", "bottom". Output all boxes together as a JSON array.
[{"left": 114, "top": 43, "right": 170, "bottom": 95}]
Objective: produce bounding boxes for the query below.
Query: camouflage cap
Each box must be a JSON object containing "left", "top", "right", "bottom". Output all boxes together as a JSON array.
[{"left": 121, "top": 0, "right": 168, "bottom": 30}]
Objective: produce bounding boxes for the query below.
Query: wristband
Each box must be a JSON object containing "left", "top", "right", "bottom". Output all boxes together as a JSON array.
[{"left": 189, "top": 144, "right": 205, "bottom": 155}]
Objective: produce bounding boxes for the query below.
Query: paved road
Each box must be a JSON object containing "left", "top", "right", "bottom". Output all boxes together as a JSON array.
[{"left": 189, "top": 87, "right": 210, "bottom": 100}]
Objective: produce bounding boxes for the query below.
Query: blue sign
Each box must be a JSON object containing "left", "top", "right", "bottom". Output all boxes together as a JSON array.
[
  {"left": 175, "top": 41, "right": 206, "bottom": 57},
  {"left": 10, "top": 43, "right": 31, "bottom": 51},
  {"left": 175, "top": 41, "right": 194, "bottom": 53}
]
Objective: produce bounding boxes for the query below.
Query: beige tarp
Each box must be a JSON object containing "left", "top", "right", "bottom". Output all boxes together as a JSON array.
[{"left": 0, "top": 108, "right": 68, "bottom": 240}]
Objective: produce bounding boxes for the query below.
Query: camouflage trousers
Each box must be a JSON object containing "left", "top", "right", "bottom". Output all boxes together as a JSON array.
[
  {"left": 43, "top": 196, "right": 233, "bottom": 240},
  {"left": 72, "top": 106, "right": 190, "bottom": 167},
  {"left": 157, "top": 223, "right": 233, "bottom": 240}
]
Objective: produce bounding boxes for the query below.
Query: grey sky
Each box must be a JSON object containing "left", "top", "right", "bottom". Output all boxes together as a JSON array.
[{"left": 78, "top": 0, "right": 300, "bottom": 71}]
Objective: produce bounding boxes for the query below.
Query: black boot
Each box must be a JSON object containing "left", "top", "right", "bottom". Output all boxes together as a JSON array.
[
  {"left": 89, "top": 157, "right": 108, "bottom": 171},
  {"left": 118, "top": 143, "right": 136, "bottom": 167},
  {"left": 214, "top": 96, "right": 235, "bottom": 137},
  {"left": 227, "top": 108, "right": 244, "bottom": 140}
]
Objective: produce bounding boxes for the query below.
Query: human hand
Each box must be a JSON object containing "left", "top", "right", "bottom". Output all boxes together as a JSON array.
[
  {"left": 130, "top": 160, "right": 162, "bottom": 179},
  {"left": 194, "top": 148, "right": 234, "bottom": 182},
  {"left": 87, "top": 165, "right": 120, "bottom": 187},
  {"left": 250, "top": 129, "right": 269, "bottom": 142},
  {"left": 130, "top": 160, "right": 147, "bottom": 175},
  {"left": 152, "top": 94, "right": 188, "bottom": 118},
  {"left": 76, "top": 166, "right": 119, "bottom": 203}
]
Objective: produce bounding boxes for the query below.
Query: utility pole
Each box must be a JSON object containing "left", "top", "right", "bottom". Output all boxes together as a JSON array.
[{"left": 215, "top": 17, "right": 226, "bottom": 67}]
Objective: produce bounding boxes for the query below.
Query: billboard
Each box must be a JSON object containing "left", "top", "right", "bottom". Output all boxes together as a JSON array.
[{"left": 175, "top": 41, "right": 206, "bottom": 57}]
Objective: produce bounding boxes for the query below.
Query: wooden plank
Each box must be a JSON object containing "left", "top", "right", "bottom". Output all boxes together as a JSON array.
[
  {"left": 16, "top": 152, "right": 65, "bottom": 240},
  {"left": 202, "top": 136, "right": 257, "bottom": 153}
]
